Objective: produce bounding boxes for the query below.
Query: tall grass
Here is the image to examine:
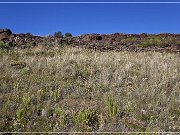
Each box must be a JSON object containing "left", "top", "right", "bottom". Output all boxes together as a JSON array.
[{"left": 0, "top": 46, "right": 180, "bottom": 132}]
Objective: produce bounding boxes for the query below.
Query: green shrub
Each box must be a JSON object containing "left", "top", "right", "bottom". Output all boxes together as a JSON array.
[
  {"left": 75, "top": 109, "right": 97, "bottom": 126},
  {"left": 55, "top": 107, "right": 66, "bottom": 125},
  {"left": 16, "top": 108, "right": 25, "bottom": 120},
  {"left": 141, "top": 37, "right": 163, "bottom": 47},
  {"left": 65, "top": 33, "right": 72, "bottom": 37},
  {"left": 0, "top": 41, "right": 7, "bottom": 49}
]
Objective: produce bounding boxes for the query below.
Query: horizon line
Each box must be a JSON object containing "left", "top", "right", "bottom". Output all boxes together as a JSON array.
[
  {"left": 9, "top": 32, "right": 180, "bottom": 36},
  {"left": 1, "top": 1, "right": 180, "bottom": 4}
]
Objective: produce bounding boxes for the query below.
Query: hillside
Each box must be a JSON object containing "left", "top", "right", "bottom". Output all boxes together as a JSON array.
[
  {"left": 1, "top": 28, "right": 180, "bottom": 52},
  {"left": 0, "top": 28, "right": 180, "bottom": 133}
]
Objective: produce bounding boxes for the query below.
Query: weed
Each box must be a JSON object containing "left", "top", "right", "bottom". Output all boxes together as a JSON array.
[
  {"left": 22, "top": 93, "right": 31, "bottom": 109},
  {"left": 106, "top": 95, "right": 120, "bottom": 118},
  {"left": 74, "top": 109, "right": 99, "bottom": 130},
  {"left": 37, "top": 89, "right": 46, "bottom": 102},
  {"left": 52, "top": 89, "right": 63, "bottom": 102},
  {"left": 54, "top": 107, "right": 66, "bottom": 125},
  {"left": 16, "top": 108, "right": 25, "bottom": 120}
]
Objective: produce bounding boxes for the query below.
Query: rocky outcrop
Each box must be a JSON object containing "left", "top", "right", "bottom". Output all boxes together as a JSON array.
[
  {"left": 0, "top": 29, "right": 12, "bottom": 41},
  {"left": 0, "top": 28, "right": 180, "bottom": 52}
]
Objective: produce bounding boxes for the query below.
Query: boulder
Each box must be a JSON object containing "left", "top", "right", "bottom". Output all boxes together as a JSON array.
[{"left": 0, "top": 28, "right": 12, "bottom": 40}]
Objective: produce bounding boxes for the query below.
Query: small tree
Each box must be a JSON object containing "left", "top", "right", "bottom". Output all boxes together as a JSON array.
[
  {"left": 5, "top": 29, "right": 12, "bottom": 35},
  {"left": 54, "top": 32, "right": 63, "bottom": 38},
  {"left": 65, "top": 33, "right": 72, "bottom": 37},
  {"left": 26, "top": 32, "right": 32, "bottom": 36}
]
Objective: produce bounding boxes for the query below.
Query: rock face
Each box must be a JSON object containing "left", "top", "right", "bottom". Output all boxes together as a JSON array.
[{"left": 0, "top": 28, "right": 180, "bottom": 52}]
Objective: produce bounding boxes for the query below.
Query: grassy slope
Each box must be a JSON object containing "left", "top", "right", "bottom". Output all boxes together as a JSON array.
[{"left": 0, "top": 45, "right": 180, "bottom": 132}]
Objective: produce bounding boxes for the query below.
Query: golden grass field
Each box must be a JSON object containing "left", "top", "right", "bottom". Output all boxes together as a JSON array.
[{"left": 0, "top": 45, "right": 180, "bottom": 132}]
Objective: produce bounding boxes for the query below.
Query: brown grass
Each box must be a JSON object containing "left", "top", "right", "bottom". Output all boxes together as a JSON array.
[{"left": 0, "top": 45, "right": 180, "bottom": 132}]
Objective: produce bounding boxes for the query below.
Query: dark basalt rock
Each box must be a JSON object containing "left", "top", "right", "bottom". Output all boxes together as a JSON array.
[
  {"left": 0, "top": 28, "right": 180, "bottom": 52},
  {"left": 0, "top": 28, "right": 12, "bottom": 40}
]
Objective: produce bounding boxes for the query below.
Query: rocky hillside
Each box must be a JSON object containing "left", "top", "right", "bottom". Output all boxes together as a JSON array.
[{"left": 1, "top": 28, "right": 180, "bottom": 52}]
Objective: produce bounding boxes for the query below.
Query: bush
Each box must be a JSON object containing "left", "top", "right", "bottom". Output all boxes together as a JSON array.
[
  {"left": 0, "top": 41, "right": 7, "bottom": 49},
  {"left": 141, "top": 37, "right": 163, "bottom": 47},
  {"left": 0, "top": 41, "right": 15, "bottom": 50},
  {"left": 74, "top": 109, "right": 98, "bottom": 127},
  {"left": 54, "top": 32, "right": 63, "bottom": 38},
  {"left": 65, "top": 33, "right": 72, "bottom": 37},
  {"left": 5, "top": 28, "right": 12, "bottom": 35},
  {"left": 54, "top": 107, "right": 66, "bottom": 125},
  {"left": 16, "top": 108, "right": 25, "bottom": 120}
]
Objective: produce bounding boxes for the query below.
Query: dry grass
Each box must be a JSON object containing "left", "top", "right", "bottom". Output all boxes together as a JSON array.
[{"left": 0, "top": 45, "right": 180, "bottom": 132}]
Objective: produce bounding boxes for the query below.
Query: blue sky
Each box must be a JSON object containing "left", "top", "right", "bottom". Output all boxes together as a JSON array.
[{"left": 0, "top": 1, "right": 180, "bottom": 36}]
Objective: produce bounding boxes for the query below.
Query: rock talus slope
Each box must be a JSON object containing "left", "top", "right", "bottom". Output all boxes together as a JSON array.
[{"left": 0, "top": 28, "right": 180, "bottom": 52}]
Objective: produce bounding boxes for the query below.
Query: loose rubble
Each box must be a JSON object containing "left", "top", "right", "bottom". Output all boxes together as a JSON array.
[{"left": 0, "top": 28, "right": 180, "bottom": 52}]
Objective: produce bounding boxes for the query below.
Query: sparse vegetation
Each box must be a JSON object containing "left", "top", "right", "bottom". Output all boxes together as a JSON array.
[
  {"left": 0, "top": 41, "right": 7, "bottom": 49},
  {"left": 140, "top": 36, "right": 175, "bottom": 48},
  {"left": 0, "top": 45, "right": 180, "bottom": 132},
  {"left": 122, "top": 37, "right": 137, "bottom": 42}
]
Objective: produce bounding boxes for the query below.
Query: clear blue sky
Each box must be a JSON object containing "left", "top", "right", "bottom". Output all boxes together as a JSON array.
[{"left": 0, "top": 0, "right": 180, "bottom": 36}]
